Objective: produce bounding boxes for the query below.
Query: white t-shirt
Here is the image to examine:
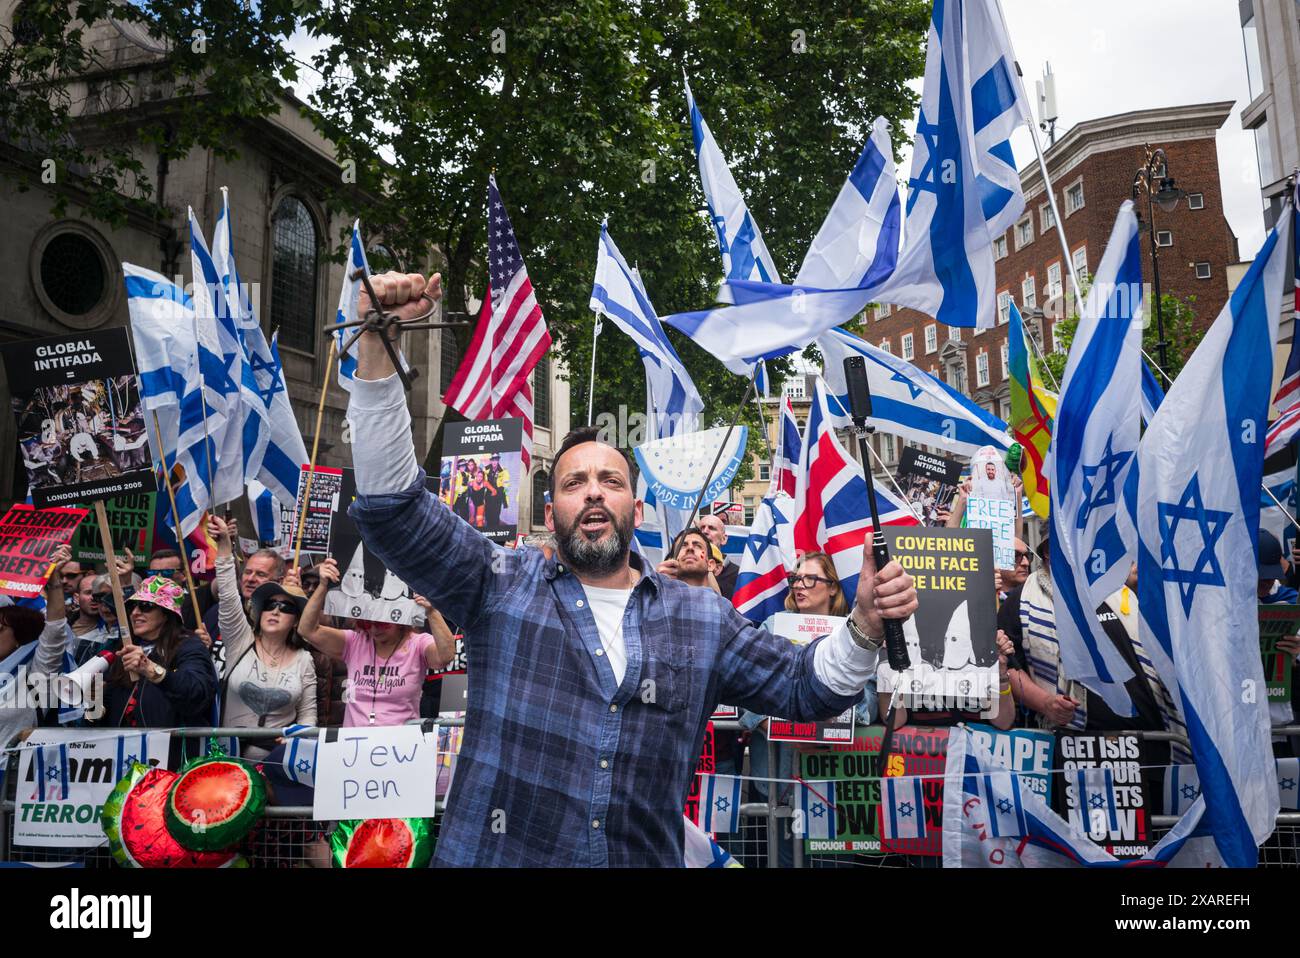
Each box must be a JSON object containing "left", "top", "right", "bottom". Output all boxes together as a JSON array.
[{"left": 582, "top": 585, "right": 633, "bottom": 685}]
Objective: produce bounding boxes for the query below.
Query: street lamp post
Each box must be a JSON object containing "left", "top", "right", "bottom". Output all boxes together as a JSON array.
[{"left": 1132, "top": 144, "right": 1185, "bottom": 388}]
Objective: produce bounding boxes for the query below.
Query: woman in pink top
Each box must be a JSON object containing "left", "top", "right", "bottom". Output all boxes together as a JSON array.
[{"left": 299, "top": 557, "right": 455, "bottom": 727}]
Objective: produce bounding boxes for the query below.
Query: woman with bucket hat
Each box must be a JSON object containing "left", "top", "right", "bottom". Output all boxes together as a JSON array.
[{"left": 208, "top": 515, "right": 317, "bottom": 761}]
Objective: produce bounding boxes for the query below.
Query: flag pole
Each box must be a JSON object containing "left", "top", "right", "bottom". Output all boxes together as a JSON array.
[
  {"left": 151, "top": 411, "right": 204, "bottom": 626},
  {"left": 586, "top": 315, "right": 601, "bottom": 427},
  {"left": 1023, "top": 320, "right": 1061, "bottom": 393},
  {"left": 1263, "top": 483, "right": 1300, "bottom": 532},
  {"left": 294, "top": 338, "right": 337, "bottom": 570}
]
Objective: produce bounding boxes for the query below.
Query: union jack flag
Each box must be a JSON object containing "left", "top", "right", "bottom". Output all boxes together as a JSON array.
[{"left": 1265, "top": 181, "right": 1300, "bottom": 455}]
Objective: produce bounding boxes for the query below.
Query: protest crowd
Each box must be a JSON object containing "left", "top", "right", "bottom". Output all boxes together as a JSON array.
[{"left": 3, "top": 0, "right": 1300, "bottom": 872}]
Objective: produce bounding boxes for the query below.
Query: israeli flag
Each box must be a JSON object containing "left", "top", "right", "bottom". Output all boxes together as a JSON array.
[
  {"left": 698, "top": 774, "right": 743, "bottom": 834},
  {"left": 663, "top": 117, "right": 901, "bottom": 365},
  {"left": 333, "top": 221, "right": 371, "bottom": 391},
  {"left": 882, "top": 774, "right": 927, "bottom": 841},
  {"left": 282, "top": 725, "right": 318, "bottom": 787},
  {"left": 1048, "top": 202, "right": 1144, "bottom": 716},
  {"left": 876, "top": 0, "right": 1031, "bottom": 329},
  {"left": 188, "top": 208, "right": 244, "bottom": 506},
  {"left": 33, "top": 741, "right": 70, "bottom": 801},
  {"left": 971, "top": 770, "right": 1029, "bottom": 838},
  {"left": 124, "top": 263, "right": 220, "bottom": 537},
  {"left": 1140, "top": 363, "right": 1165, "bottom": 425},
  {"left": 1068, "top": 766, "right": 1120, "bottom": 837},
  {"left": 1164, "top": 764, "right": 1202, "bottom": 817},
  {"left": 591, "top": 223, "right": 703, "bottom": 439},
  {"left": 1135, "top": 196, "right": 1293, "bottom": 866},
  {"left": 818, "top": 326, "right": 1009, "bottom": 456},
  {"left": 796, "top": 780, "right": 837, "bottom": 841},
  {"left": 1278, "top": 758, "right": 1299, "bottom": 811}
]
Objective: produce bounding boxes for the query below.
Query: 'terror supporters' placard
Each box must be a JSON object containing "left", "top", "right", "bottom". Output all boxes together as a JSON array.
[{"left": 0, "top": 505, "right": 89, "bottom": 598}]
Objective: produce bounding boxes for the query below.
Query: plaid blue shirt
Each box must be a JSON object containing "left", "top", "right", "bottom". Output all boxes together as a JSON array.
[{"left": 351, "top": 473, "right": 862, "bottom": 867}]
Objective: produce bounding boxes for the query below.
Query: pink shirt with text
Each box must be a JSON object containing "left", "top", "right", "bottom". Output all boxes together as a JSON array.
[{"left": 341, "top": 629, "right": 436, "bottom": 727}]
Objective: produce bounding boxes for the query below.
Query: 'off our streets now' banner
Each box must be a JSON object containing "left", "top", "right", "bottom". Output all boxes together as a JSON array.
[{"left": 1, "top": 329, "right": 156, "bottom": 508}]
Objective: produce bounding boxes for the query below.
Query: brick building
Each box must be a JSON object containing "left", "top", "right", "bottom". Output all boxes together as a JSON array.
[{"left": 864, "top": 100, "right": 1240, "bottom": 467}]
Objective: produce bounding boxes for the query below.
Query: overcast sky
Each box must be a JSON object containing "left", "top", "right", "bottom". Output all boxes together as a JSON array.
[{"left": 997, "top": 0, "right": 1264, "bottom": 259}]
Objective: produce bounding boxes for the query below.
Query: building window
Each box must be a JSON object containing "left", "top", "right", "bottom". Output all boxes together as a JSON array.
[
  {"left": 38, "top": 231, "right": 107, "bottom": 319},
  {"left": 924, "top": 324, "right": 937, "bottom": 354},
  {"left": 1040, "top": 203, "right": 1056, "bottom": 232},
  {"left": 1000, "top": 342, "right": 1009, "bottom": 379},
  {"left": 758, "top": 462, "right": 771, "bottom": 481},
  {"left": 880, "top": 434, "right": 896, "bottom": 464},
  {"left": 270, "top": 196, "right": 319, "bottom": 352},
  {"left": 1254, "top": 117, "right": 1276, "bottom": 185},
  {"left": 1000, "top": 398, "right": 1012, "bottom": 422},
  {"left": 1022, "top": 275, "right": 1037, "bottom": 311},
  {"left": 976, "top": 351, "right": 990, "bottom": 387},
  {"left": 902, "top": 333, "right": 914, "bottom": 361},
  {"left": 1187, "top": 192, "right": 1204, "bottom": 210},
  {"left": 1071, "top": 246, "right": 1088, "bottom": 283},
  {"left": 877, "top": 303, "right": 891, "bottom": 319},
  {"left": 1065, "top": 180, "right": 1085, "bottom": 215},
  {"left": 532, "top": 470, "right": 548, "bottom": 524},
  {"left": 440, "top": 326, "right": 464, "bottom": 393},
  {"left": 783, "top": 378, "right": 806, "bottom": 400},
  {"left": 993, "top": 235, "right": 1008, "bottom": 260},
  {"left": 879, "top": 338, "right": 892, "bottom": 354},
  {"left": 997, "top": 290, "right": 1011, "bottom": 326},
  {"left": 1051, "top": 321, "right": 1065, "bottom": 354},
  {"left": 1155, "top": 230, "right": 1173, "bottom": 247},
  {"left": 796, "top": 417, "right": 807, "bottom": 431},
  {"left": 949, "top": 325, "right": 961, "bottom": 342},
  {"left": 743, "top": 496, "right": 755, "bottom": 525},
  {"left": 1015, "top": 216, "right": 1034, "bottom": 250},
  {"left": 1195, "top": 262, "right": 1212, "bottom": 280},
  {"left": 533, "top": 352, "right": 552, "bottom": 431},
  {"left": 1243, "top": 8, "right": 1263, "bottom": 100},
  {"left": 1047, "top": 261, "right": 1062, "bottom": 301}
]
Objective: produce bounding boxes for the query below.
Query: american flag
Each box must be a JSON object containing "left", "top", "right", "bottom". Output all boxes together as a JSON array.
[
  {"left": 443, "top": 176, "right": 551, "bottom": 470},
  {"left": 1266, "top": 188, "right": 1300, "bottom": 455}
]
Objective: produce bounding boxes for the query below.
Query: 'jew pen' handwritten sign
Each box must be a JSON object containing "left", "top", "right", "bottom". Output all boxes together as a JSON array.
[{"left": 312, "top": 725, "right": 439, "bottom": 820}]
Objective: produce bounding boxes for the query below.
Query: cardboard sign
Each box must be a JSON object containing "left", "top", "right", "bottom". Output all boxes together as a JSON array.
[
  {"left": 1054, "top": 732, "right": 1155, "bottom": 859},
  {"left": 13, "top": 731, "right": 170, "bottom": 847},
  {"left": 439, "top": 418, "right": 524, "bottom": 545},
  {"left": 881, "top": 527, "right": 999, "bottom": 713},
  {"left": 69, "top": 492, "right": 155, "bottom": 569},
  {"left": 0, "top": 505, "right": 89, "bottom": 598},
  {"left": 969, "top": 445, "right": 1015, "bottom": 501},
  {"left": 312, "top": 725, "right": 440, "bottom": 819},
  {"left": 798, "top": 727, "right": 885, "bottom": 855},
  {"left": 881, "top": 725, "right": 949, "bottom": 857},
  {"left": 2, "top": 329, "right": 156, "bottom": 507},
  {"left": 323, "top": 468, "right": 421, "bottom": 625},
  {"left": 682, "top": 722, "right": 717, "bottom": 824},
  {"left": 1259, "top": 604, "right": 1298, "bottom": 704},
  {"left": 766, "top": 613, "right": 854, "bottom": 744},
  {"left": 291, "top": 465, "right": 344, "bottom": 556},
  {"left": 898, "top": 447, "right": 962, "bottom": 526},
  {"left": 964, "top": 496, "right": 1015, "bottom": 569}
]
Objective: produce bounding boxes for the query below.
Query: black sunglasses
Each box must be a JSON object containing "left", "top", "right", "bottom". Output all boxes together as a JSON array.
[
  {"left": 788, "top": 573, "right": 836, "bottom": 589},
  {"left": 93, "top": 592, "right": 112, "bottom": 604},
  {"left": 1015, "top": 549, "right": 1035, "bottom": 564},
  {"left": 263, "top": 599, "right": 299, "bottom": 615}
]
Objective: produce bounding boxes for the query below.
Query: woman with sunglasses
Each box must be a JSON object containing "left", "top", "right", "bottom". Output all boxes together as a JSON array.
[
  {"left": 299, "top": 557, "right": 455, "bottom": 727},
  {"left": 208, "top": 516, "right": 316, "bottom": 760}
]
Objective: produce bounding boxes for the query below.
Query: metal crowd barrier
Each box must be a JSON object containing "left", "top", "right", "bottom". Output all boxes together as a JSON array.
[{"left": 2, "top": 723, "right": 1297, "bottom": 867}]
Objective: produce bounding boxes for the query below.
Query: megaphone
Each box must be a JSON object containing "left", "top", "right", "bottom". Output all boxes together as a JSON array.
[{"left": 58, "top": 650, "right": 115, "bottom": 708}]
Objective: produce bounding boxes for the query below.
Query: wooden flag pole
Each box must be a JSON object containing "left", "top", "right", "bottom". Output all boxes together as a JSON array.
[
  {"left": 151, "top": 411, "right": 204, "bottom": 626},
  {"left": 93, "top": 499, "right": 136, "bottom": 681},
  {"left": 295, "top": 339, "right": 337, "bottom": 570}
]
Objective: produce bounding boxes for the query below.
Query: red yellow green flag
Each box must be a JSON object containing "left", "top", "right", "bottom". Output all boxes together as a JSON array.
[{"left": 1008, "top": 302, "right": 1058, "bottom": 518}]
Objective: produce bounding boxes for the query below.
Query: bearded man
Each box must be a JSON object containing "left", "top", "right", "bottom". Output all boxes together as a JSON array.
[{"left": 344, "top": 270, "right": 917, "bottom": 867}]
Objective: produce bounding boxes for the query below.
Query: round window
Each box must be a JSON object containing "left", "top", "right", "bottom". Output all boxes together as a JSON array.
[{"left": 39, "top": 232, "right": 106, "bottom": 317}]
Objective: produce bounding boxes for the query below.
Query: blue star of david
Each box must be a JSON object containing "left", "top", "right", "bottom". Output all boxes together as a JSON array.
[
  {"left": 1180, "top": 783, "right": 1200, "bottom": 800},
  {"left": 715, "top": 796, "right": 730, "bottom": 813},
  {"left": 1157, "top": 474, "right": 1231, "bottom": 616},
  {"left": 297, "top": 759, "right": 312, "bottom": 774},
  {"left": 906, "top": 113, "right": 941, "bottom": 216},
  {"left": 1076, "top": 434, "right": 1133, "bottom": 529},
  {"left": 890, "top": 368, "right": 924, "bottom": 400},
  {"left": 996, "top": 798, "right": 1013, "bottom": 814},
  {"left": 46, "top": 766, "right": 60, "bottom": 781},
  {"left": 810, "top": 802, "right": 826, "bottom": 818},
  {"left": 1088, "top": 793, "right": 1105, "bottom": 810},
  {"left": 124, "top": 754, "right": 137, "bottom": 766},
  {"left": 746, "top": 500, "right": 787, "bottom": 562},
  {"left": 249, "top": 350, "right": 284, "bottom": 406},
  {"left": 898, "top": 801, "right": 914, "bottom": 818},
  {"left": 1281, "top": 778, "right": 1296, "bottom": 792}
]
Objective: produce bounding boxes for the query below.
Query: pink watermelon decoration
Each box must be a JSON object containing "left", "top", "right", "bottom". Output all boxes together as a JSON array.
[
  {"left": 331, "top": 818, "right": 433, "bottom": 868},
  {"left": 165, "top": 751, "right": 268, "bottom": 852},
  {"left": 101, "top": 763, "right": 245, "bottom": 869}
]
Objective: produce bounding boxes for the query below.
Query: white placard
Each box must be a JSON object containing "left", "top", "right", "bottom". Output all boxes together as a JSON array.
[
  {"left": 965, "top": 496, "right": 1016, "bottom": 569},
  {"left": 768, "top": 612, "right": 847, "bottom": 645},
  {"left": 312, "top": 725, "right": 440, "bottom": 820},
  {"left": 14, "top": 730, "right": 171, "bottom": 847}
]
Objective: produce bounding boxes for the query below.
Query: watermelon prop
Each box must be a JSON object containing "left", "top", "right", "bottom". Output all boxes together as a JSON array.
[
  {"left": 633, "top": 426, "right": 749, "bottom": 512},
  {"left": 101, "top": 763, "right": 246, "bottom": 869},
  {"left": 164, "top": 748, "right": 268, "bottom": 852},
  {"left": 331, "top": 818, "right": 433, "bottom": 868}
]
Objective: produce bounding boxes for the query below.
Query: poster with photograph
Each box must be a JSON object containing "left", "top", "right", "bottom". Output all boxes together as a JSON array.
[
  {"left": 322, "top": 467, "right": 422, "bottom": 625},
  {"left": 2, "top": 329, "right": 156, "bottom": 508},
  {"left": 1259, "top": 604, "right": 1298, "bottom": 704},
  {"left": 291, "top": 465, "right": 344, "bottom": 556},
  {"left": 880, "top": 527, "right": 999, "bottom": 713},
  {"left": 439, "top": 419, "right": 524, "bottom": 545},
  {"left": 765, "top": 612, "right": 854, "bottom": 743},
  {"left": 969, "top": 445, "right": 1015, "bottom": 501},
  {"left": 1054, "top": 732, "right": 1156, "bottom": 859},
  {"left": 898, "top": 447, "right": 962, "bottom": 526}
]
